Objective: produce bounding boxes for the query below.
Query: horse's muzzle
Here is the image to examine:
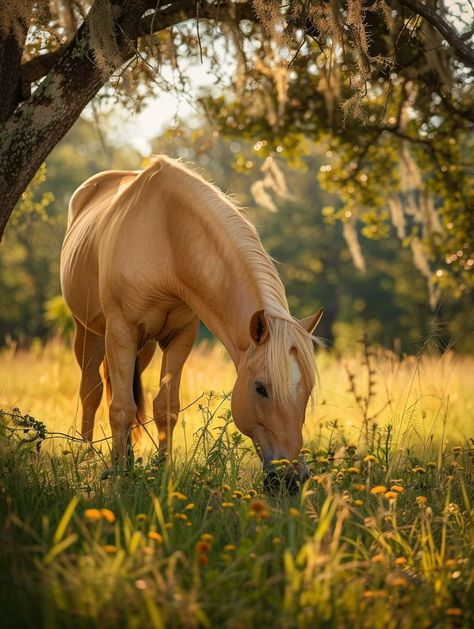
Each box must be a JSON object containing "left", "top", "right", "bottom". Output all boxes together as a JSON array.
[{"left": 263, "top": 462, "right": 310, "bottom": 495}]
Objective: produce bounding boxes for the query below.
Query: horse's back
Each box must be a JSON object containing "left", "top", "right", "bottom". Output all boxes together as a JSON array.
[{"left": 67, "top": 169, "right": 138, "bottom": 225}]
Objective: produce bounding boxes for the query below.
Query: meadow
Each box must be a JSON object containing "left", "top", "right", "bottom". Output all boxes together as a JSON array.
[{"left": 0, "top": 339, "right": 472, "bottom": 628}]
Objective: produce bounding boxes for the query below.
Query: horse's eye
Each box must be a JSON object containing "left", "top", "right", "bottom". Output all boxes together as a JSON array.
[{"left": 255, "top": 382, "right": 268, "bottom": 398}]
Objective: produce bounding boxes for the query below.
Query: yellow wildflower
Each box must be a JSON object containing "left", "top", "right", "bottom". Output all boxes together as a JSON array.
[
  {"left": 412, "top": 466, "right": 426, "bottom": 474},
  {"left": 201, "top": 533, "right": 214, "bottom": 542},
  {"left": 394, "top": 556, "right": 407, "bottom": 566},
  {"left": 272, "top": 537, "right": 282, "bottom": 545},
  {"left": 347, "top": 467, "right": 360, "bottom": 474},
  {"left": 363, "top": 590, "right": 386, "bottom": 599},
  {"left": 148, "top": 531, "right": 163, "bottom": 543},
  {"left": 391, "top": 485, "right": 404, "bottom": 493},
  {"left": 371, "top": 554, "right": 384, "bottom": 563},
  {"left": 185, "top": 503, "right": 195, "bottom": 511},
  {"left": 84, "top": 508, "right": 102, "bottom": 521},
  {"left": 248, "top": 489, "right": 257, "bottom": 497},
  {"left": 195, "top": 541, "right": 211, "bottom": 554},
  {"left": 354, "top": 499, "right": 364, "bottom": 506},
  {"left": 103, "top": 545, "right": 118, "bottom": 554},
  {"left": 446, "top": 608, "right": 463, "bottom": 616},
  {"left": 426, "top": 461, "right": 437, "bottom": 469},
  {"left": 250, "top": 500, "right": 266, "bottom": 514},
  {"left": 165, "top": 523, "right": 172, "bottom": 529},
  {"left": 221, "top": 502, "right": 234, "bottom": 508},
  {"left": 353, "top": 483, "right": 365, "bottom": 491},
  {"left": 364, "top": 455, "right": 376, "bottom": 463},
  {"left": 175, "top": 513, "right": 188, "bottom": 521},
  {"left": 233, "top": 490, "right": 243, "bottom": 499},
  {"left": 136, "top": 513, "right": 148, "bottom": 521},
  {"left": 416, "top": 496, "right": 427, "bottom": 506},
  {"left": 384, "top": 491, "right": 398, "bottom": 500},
  {"left": 300, "top": 448, "right": 311, "bottom": 455},
  {"left": 206, "top": 506, "right": 213, "bottom": 512},
  {"left": 224, "top": 544, "right": 236, "bottom": 552},
  {"left": 386, "top": 575, "right": 408, "bottom": 587},
  {"left": 171, "top": 491, "right": 187, "bottom": 501},
  {"left": 289, "top": 507, "right": 300, "bottom": 517},
  {"left": 370, "top": 485, "right": 387, "bottom": 495},
  {"left": 100, "top": 508, "right": 115, "bottom": 523},
  {"left": 221, "top": 484, "right": 230, "bottom": 491}
]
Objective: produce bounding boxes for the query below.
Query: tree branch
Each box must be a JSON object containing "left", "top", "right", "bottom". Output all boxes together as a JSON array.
[
  {"left": 20, "top": 48, "right": 65, "bottom": 85},
  {"left": 397, "top": 0, "right": 474, "bottom": 67},
  {"left": 18, "top": 1, "right": 256, "bottom": 95},
  {"left": 0, "top": 0, "right": 258, "bottom": 240},
  {"left": 139, "top": 0, "right": 256, "bottom": 37}
]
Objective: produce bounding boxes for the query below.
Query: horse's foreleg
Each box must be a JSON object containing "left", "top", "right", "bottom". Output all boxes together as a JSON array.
[
  {"left": 73, "top": 318, "right": 105, "bottom": 441},
  {"left": 105, "top": 317, "right": 139, "bottom": 466},
  {"left": 153, "top": 316, "right": 199, "bottom": 456}
]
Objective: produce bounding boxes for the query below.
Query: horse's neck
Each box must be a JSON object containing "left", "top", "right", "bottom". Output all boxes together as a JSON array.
[
  {"left": 178, "top": 262, "right": 264, "bottom": 367},
  {"left": 155, "top": 162, "right": 288, "bottom": 366}
]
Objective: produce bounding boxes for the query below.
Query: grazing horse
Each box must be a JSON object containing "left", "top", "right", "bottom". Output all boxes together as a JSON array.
[{"left": 60, "top": 156, "right": 323, "bottom": 489}]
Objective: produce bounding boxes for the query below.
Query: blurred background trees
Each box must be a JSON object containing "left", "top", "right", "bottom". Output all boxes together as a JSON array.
[
  {"left": 0, "top": 115, "right": 471, "bottom": 352},
  {"left": 0, "top": 1, "right": 472, "bottom": 351}
]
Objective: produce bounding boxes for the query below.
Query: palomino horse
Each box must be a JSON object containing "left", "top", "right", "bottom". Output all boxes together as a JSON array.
[{"left": 61, "top": 156, "right": 323, "bottom": 490}]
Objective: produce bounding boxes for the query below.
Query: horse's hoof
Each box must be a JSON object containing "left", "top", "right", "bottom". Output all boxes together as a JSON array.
[
  {"left": 100, "top": 469, "right": 114, "bottom": 481},
  {"left": 100, "top": 468, "right": 124, "bottom": 480}
]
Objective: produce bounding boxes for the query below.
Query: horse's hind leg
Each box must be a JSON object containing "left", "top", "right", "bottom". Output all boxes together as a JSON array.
[{"left": 73, "top": 318, "right": 105, "bottom": 441}]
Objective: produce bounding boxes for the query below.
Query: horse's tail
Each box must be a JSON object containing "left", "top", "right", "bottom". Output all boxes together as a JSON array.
[
  {"left": 132, "top": 360, "right": 145, "bottom": 442},
  {"left": 103, "top": 356, "right": 144, "bottom": 444}
]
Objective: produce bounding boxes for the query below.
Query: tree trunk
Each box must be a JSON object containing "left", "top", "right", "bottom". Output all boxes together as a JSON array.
[
  {"left": 0, "top": 23, "right": 105, "bottom": 240},
  {"left": 0, "top": 0, "right": 152, "bottom": 242}
]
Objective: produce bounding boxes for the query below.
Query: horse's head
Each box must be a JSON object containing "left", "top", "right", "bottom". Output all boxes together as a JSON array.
[{"left": 231, "top": 308, "right": 323, "bottom": 494}]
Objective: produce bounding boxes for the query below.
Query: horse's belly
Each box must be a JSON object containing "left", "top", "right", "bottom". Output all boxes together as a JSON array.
[{"left": 123, "top": 293, "right": 195, "bottom": 343}]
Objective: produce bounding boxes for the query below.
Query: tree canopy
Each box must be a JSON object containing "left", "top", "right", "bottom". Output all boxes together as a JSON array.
[
  {"left": 1, "top": 116, "right": 472, "bottom": 352},
  {"left": 0, "top": 1, "right": 472, "bottom": 310}
]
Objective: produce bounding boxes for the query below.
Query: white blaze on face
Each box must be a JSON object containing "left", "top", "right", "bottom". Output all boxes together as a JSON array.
[{"left": 290, "top": 354, "right": 302, "bottom": 391}]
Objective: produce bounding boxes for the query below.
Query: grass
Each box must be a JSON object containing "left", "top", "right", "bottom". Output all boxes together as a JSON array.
[{"left": 0, "top": 340, "right": 472, "bottom": 628}]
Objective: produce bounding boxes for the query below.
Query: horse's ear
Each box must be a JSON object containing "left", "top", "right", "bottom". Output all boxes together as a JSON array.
[
  {"left": 299, "top": 308, "right": 324, "bottom": 335},
  {"left": 249, "top": 310, "right": 269, "bottom": 345}
]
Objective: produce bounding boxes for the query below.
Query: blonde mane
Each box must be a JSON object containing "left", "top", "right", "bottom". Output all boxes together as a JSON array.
[{"left": 141, "top": 156, "right": 318, "bottom": 410}]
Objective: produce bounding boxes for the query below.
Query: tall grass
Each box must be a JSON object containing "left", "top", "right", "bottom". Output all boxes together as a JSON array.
[
  {"left": 0, "top": 339, "right": 471, "bottom": 454},
  {"left": 0, "top": 340, "right": 472, "bottom": 628}
]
